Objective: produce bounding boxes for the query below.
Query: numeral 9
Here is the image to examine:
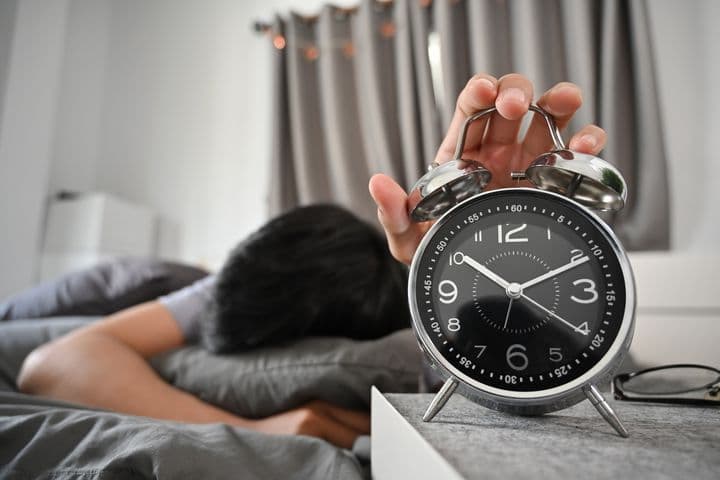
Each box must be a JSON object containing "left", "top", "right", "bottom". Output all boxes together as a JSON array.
[{"left": 438, "top": 280, "right": 458, "bottom": 304}]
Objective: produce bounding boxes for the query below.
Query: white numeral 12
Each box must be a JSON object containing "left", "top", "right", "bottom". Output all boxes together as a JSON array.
[{"left": 498, "top": 224, "right": 528, "bottom": 243}]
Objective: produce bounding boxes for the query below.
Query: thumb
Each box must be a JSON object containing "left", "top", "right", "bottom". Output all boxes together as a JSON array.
[{"left": 369, "top": 174, "right": 428, "bottom": 265}]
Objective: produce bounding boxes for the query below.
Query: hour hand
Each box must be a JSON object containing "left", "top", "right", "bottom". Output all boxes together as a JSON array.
[
  {"left": 457, "top": 252, "right": 510, "bottom": 289},
  {"left": 520, "top": 256, "right": 590, "bottom": 290}
]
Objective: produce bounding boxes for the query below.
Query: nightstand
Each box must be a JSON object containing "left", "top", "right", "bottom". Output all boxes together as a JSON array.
[{"left": 371, "top": 388, "right": 719, "bottom": 479}]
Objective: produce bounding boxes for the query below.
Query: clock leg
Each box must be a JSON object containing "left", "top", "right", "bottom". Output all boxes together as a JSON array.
[
  {"left": 583, "top": 384, "right": 629, "bottom": 438},
  {"left": 423, "top": 377, "right": 459, "bottom": 422}
]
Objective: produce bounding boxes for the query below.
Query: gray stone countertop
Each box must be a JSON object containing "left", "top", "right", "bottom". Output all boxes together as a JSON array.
[{"left": 385, "top": 393, "right": 720, "bottom": 480}]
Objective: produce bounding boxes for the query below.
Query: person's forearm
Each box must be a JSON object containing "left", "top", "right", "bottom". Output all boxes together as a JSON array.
[{"left": 18, "top": 331, "right": 250, "bottom": 427}]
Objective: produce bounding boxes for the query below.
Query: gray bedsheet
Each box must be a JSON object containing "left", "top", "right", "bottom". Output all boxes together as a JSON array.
[
  {"left": 0, "top": 317, "right": 378, "bottom": 478},
  {"left": 0, "top": 391, "right": 367, "bottom": 480}
]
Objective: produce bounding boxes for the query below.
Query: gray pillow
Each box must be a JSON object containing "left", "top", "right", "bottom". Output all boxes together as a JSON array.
[
  {"left": 0, "top": 318, "right": 422, "bottom": 416},
  {"left": 0, "top": 257, "right": 208, "bottom": 320},
  {"left": 151, "top": 329, "right": 422, "bottom": 417}
]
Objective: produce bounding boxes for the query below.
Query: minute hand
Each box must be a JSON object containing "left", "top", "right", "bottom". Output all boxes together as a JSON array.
[
  {"left": 520, "top": 293, "right": 589, "bottom": 335},
  {"left": 520, "top": 256, "right": 590, "bottom": 290}
]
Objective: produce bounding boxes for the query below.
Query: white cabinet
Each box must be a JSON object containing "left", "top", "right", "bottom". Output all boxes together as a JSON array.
[{"left": 39, "top": 192, "right": 157, "bottom": 280}]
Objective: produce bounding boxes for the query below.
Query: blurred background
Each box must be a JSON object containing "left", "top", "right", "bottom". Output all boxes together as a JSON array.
[{"left": 0, "top": 0, "right": 718, "bottom": 365}]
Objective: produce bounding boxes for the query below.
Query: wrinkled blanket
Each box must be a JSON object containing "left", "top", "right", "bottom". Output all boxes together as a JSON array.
[{"left": 0, "top": 392, "right": 367, "bottom": 480}]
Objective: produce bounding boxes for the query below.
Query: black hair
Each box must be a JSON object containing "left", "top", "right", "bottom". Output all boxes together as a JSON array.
[{"left": 202, "top": 204, "right": 410, "bottom": 353}]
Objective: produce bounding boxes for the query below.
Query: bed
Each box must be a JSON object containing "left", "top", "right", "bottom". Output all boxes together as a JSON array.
[{"left": 0, "top": 259, "right": 422, "bottom": 479}]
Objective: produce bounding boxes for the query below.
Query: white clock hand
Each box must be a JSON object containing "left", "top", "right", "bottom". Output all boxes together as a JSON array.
[
  {"left": 519, "top": 293, "right": 589, "bottom": 336},
  {"left": 520, "top": 256, "right": 590, "bottom": 290},
  {"left": 458, "top": 253, "right": 510, "bottom": 289},
  {"left": 460, "top": 252, "right": 588, "bottom": 335}
]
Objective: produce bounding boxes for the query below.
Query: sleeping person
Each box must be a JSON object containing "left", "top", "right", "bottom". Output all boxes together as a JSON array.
[
  {"left": 18, "top": 73, "right": 608, "bottom": 449},
  {"left": 18, "top": 204, "right": 409, "bottom": 449}
]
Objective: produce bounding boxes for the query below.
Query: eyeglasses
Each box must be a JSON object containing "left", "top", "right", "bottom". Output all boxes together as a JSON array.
[{"left": 613, "top": 364, "right": 720, "bottom": 406}]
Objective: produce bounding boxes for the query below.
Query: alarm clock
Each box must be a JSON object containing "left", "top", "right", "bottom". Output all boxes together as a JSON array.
[{"left": 407, "top": 105, "right": 635, "bottom": 437}]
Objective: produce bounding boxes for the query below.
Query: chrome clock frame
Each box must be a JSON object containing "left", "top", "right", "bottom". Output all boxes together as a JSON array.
[{"left": 407, "top": 187, "right": 636, "bottom": 436}]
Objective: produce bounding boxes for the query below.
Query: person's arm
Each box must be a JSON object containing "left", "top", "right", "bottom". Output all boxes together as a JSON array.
[
  {"left": 17, "top": 301, "right": 368, "bottom": 448},
  {"left": 370, "top": 73, "right": 607, "bottom": 264}
]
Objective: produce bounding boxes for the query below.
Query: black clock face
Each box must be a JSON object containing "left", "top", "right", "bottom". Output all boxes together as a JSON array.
[{"left": 412, "top": 189, "right": 629, "bottom": 393}]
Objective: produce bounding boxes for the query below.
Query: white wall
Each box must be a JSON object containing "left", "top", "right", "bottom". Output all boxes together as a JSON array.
[
  {"left": 48, "top": 0, "right": 110, "bottom": 195},
  {"left": 696, "top": 0, "right": 720, "bottom": 250},
  {"left": 0, "top": 0, "right": 718, "bottom": 298},
  {"left": 45, "top": 0, "right": 270, "bottom": 271},
  {"left": 0, "top": 0, "right": 19, "bottom": 130},
  {"left": 647, "top": 0, "right": 720, "bottom": 251},
  {"left": 0, "top": 0, "right": 69, "bottom": 297},
  {"left": 46, "top": 0, "right": 354, "bottom": 273}
]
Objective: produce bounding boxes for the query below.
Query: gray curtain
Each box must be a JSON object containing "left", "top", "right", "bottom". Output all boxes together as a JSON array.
[{"left": 268, "top": 0, "right": 669, "bottom": 250}]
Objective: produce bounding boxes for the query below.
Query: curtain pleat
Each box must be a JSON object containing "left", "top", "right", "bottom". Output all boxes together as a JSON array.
[
  {"left": 352, "top": 0, "right": 405, "bottom": 188},
  {"left": 467, "top": 0, "right": 513, "bottom": 79},
  {"left": 435, "top": 0, "right": 471, "bottom": 127},
  {"left": 267, "top": 0, "right": 669, "bottom": 250},
  {"left": 393, "top": 0, "right": 426, "bottom": 189},
  {"left": 408, "top": 0, "right": 442, "bottom": 167},
  {"left": 508, "top": 0, "right": 567, "bottom": 95},
  {"left": 316, "top": 6, "right": 374, "bottom": 220},
  {"left": 559, "top": 0, "right": 598, "bottom": 130},
  {"left": 286, "top": 14, "right": 332, "bottom": 204},
  {"left": 268, "top": 16, "right": 298, "bottom": 214},
  {"left": 602, "top": 0, "right": 669, "bottom": 249}
]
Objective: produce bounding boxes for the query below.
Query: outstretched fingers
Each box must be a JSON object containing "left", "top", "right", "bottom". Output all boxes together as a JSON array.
[
  {"left": 484, "top": 74, "right": 534, "bottom": 145},
  {"left": 434, "top": 74, "right": 498, "bottom": 163},
  {"left": 568, "top": 124, "right": 607, "bottom": 155},
  {"left": 370, "top": 74, "right": 605, "bottom": 267},
  {"left": 522, "top": 82, "right": 583, "bottom": 156}
]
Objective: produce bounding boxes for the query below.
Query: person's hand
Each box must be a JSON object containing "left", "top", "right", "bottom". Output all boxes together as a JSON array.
[
  {"left": 369, "top": 73, "right": 607, "bottom": 265},
  {"left": 247, "top": 400, "right": 370, "bottom": 449}
]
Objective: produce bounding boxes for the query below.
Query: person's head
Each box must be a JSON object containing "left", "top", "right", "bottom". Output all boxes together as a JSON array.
[{"left": 202, "top": 204, "right": 410, "bottom": 353}]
